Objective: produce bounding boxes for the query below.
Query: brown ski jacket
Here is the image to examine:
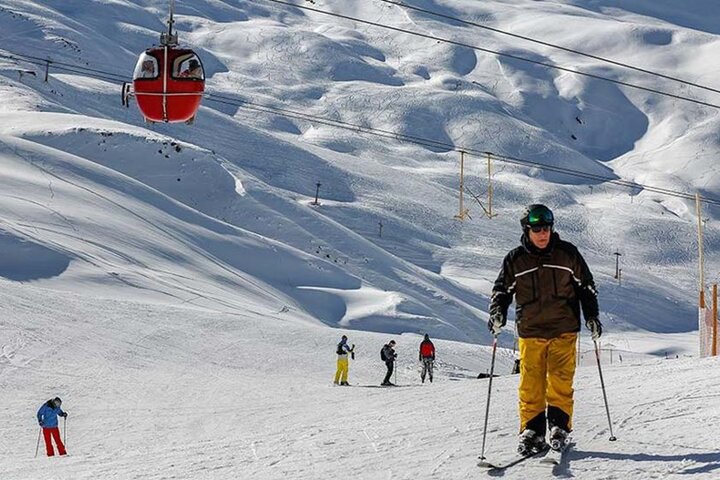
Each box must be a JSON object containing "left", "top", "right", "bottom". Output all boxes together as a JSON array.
[{"left": 490, "top": 233, "right": 599, "bottom": 339}]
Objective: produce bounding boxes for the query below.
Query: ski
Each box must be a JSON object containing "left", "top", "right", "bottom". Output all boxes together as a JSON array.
[
  {"left": 478, "top": 446, "right": 549, "bottom": 470},
  {"left": 537, "top": 441, "right": 572, "bottom": 467},
  {"left": 351, "top": 384, "right": 417, "bottom": 388}
]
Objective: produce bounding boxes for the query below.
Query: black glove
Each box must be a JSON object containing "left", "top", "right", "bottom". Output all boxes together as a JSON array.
[
  {"left": 39, "top": 421, "right": 44, "bottom": 427},
  {"left": 487, "top": 313, "right": 505, "bottom": 335},
  {"left": 60, "top": 412, "right": 68, "bottom": 418},
  {"left": 585, "top": 317, "right": 602, "bottom": 341}
]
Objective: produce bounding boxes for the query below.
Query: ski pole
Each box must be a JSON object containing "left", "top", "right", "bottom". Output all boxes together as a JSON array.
[
  {"left": 479, "top": 335, "right": 498, "bottom": 460},
  {"left": 394, "top": 360, "right": 398, "bottom": 385},
  {"left": 594, "top": 340, "right": 617, "bottom": 441},
  {"left": 34, "top": 428, "right": 41, "bottom": 458},
  {"left": 63, "top": 416, "right": 67, "bottom": 446}
]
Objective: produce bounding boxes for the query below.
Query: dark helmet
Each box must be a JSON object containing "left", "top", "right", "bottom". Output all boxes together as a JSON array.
[
  {"left": 341, "top": 335, "right": 347, "bottom": 341},
  {"left": 188, "top": 59, "right": 200, "bottom": 69},
  {"left": 52, "top": 397, "right": 62, "bottom": 407},
  {"left": 520, "top": 204, "right": 554, "bottom": 229},
  {"left": 423, "top": 334, "right": 430, "bottom": 340}
]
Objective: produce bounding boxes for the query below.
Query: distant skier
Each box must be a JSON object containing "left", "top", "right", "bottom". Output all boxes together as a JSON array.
[
  {"left": 381, "top": 340, "right": 397, "bottom": 386},
  {"left": 37, "top": 397, "right": 68, "bottom": 457},
  {"left": 419, "top": 334, "right": 435, "bottom": 383},
  {"left": 334, "top": 335, "right": 355, "bottom": 386},
  {"left": 488, "top": 204, "right": 601, "bottom": 455}
]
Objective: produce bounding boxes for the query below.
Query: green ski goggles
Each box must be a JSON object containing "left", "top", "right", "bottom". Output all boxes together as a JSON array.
[{"left": 527, "top": 207, "right": 554, "bottom": 226}]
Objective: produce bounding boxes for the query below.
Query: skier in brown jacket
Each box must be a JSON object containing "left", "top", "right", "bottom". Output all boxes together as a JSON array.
[{"left": 488, "top": 204, "right": 602, "bottom": 455}]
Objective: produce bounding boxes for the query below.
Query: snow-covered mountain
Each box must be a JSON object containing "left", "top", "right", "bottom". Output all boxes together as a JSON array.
[
  {"left": 2, "top": 0, "right": 718, "bottom": 350},
  {"left": 1, "top": 1, "right": 719, "bottom": 478}
]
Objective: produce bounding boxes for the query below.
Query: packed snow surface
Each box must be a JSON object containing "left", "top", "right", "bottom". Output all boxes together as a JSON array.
[{"left": 1, "top": 0, "right": 720, "bottom": 478}]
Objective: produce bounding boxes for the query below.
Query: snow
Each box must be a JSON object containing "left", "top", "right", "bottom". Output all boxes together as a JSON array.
[
  {"left": 0, "top": 0, "right": 720, "bottom": 478},
  {"left": 2, "top": 282, "right": 719, "bottom": 479}
]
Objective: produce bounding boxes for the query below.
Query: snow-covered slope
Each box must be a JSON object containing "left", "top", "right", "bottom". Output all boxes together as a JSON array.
[
  {"left": 2, "top": 284, "right": 718, "bottom": 479},
  {"left": 1, "top": 1, "right": 720, "bottom": 477},
  {"left": 1, "top": 0, "right": 718, "bottom": 353}
]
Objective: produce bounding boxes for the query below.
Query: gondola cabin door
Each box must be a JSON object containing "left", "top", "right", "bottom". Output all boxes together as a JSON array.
[{"left": 132, "top": 47, "right": 204, "bottom": 123}]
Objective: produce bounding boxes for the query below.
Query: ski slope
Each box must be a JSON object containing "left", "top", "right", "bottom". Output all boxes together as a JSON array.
[
  {"left": 1, "top": 0, "right": 720, "bottom": 478},
  {"left": 2, "top": 283, "right": 719, "bottom": 479}
]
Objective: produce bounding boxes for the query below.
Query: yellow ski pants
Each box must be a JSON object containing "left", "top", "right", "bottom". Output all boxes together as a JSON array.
[
  {"left": 518, "top": 332, "right": 577, "bottom": 432},
  {"left": 334, "top": 357, "right": 349, "bottom": 383}
]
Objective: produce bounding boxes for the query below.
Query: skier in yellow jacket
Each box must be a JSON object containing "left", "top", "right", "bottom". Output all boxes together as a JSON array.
[
  {"left": 488, "top": 204, "right": 602, "bottom": 455},
  {"left": 334, "top": 335, "right": 355, "bottom": 386}
]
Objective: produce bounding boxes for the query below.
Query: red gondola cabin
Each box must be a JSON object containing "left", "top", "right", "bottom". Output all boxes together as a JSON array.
[{"left": 132, "top": 47, "right": 204, "bottom": 123}]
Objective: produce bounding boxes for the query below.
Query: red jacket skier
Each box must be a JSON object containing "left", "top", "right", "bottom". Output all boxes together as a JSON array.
[{"left": 419, "top": 334, "right": 436, "bottom": 383}]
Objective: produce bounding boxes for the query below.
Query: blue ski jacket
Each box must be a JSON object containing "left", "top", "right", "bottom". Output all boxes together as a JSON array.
[{"left": 37, "top": 402, "right": 65, "bottom": 428}]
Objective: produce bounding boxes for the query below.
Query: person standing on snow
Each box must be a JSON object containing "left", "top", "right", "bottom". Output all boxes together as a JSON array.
[
  {"left": 381, "top": 340, "right": 397, "bottom": 386},
  {"left": 37, "top": 397, "right": 68, "bottom": 457},
  {"left": 419, "top": 334, "right": 435, "bottom": 383},
  {"left": 334, "top": 335, "right": 355, "bottom": 386},
  {"left": 488, "top": 204, "right": 601, "bottom": 455}
]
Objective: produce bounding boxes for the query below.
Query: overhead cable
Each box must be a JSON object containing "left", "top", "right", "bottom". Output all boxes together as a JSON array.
[
  {"left": 257, "top": 0, "right": 720, "bottom": 110},
  {"left": 203, "top": 92, "right": 720, "bottom": 206},
  {"left": 2, "top": 48, "right": 719, "bottom": 206},
  {"left": 378, "top": 0, "right": 720, "bottom": 96}
]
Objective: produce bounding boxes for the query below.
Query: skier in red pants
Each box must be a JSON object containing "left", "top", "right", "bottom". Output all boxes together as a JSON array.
[{"left": 37, "top": 397, "right": 68, "bottom": 456}]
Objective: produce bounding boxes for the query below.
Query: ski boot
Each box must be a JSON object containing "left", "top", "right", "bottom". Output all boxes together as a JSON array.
[
  {"left": 517, "top": 429, "right": 547, "bottom": 456},
  {"left": 549, "top": 426, "right": 569, "bottom": 451}
]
